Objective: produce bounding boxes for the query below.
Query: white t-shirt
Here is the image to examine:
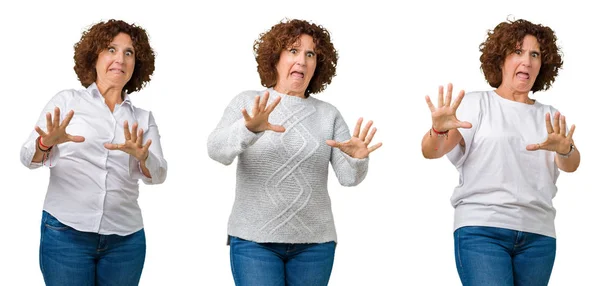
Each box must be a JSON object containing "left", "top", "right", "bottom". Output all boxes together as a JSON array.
[{"left": 447, "top": 90, "right": 560, "bottom": 238}]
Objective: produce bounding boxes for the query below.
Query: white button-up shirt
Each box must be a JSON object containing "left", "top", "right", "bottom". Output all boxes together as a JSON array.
[{"left": 20, "top": 83, "right": 167, "bottom": 235}]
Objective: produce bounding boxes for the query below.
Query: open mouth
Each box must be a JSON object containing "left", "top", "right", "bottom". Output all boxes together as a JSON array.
[
  {"left": 109, "top": 68, "right": 125, "bottom": 74},
  {"left": 291, "top": 71, "right": 304, "bottom": 79},
  {"left": 516, "top": 71, "right": 530, "bottom": 80}
]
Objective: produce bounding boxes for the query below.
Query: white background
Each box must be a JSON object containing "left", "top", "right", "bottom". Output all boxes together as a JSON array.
[{"left": 1, "top": 0, "right": 598, "bottom": 285}]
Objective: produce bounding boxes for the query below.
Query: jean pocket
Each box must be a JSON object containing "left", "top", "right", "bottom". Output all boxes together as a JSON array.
[{"left": 43, "top": 212, "right": 70, "bottom": 231}]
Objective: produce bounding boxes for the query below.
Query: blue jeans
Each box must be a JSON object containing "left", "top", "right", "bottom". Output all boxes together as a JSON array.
[
  {"left": 39, "top": 211, "right": 146, "bottom": 286},
  {"left": 229, "top": 236, "right": 336, "bottom": 286},
  {"left": 454, "top": 226, "right": 556, "bottom": 286}
]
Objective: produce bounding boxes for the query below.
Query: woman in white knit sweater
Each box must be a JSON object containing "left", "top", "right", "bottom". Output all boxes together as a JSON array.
[{"left": 207, "top": 19, "right": 382, "bottom": 285}]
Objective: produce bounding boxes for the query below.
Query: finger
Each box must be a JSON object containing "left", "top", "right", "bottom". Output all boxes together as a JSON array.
[
  {"left": 44, "top": 112, "right": 53, "bottom": 132},
  {"left": 359, "top": 120, "right": 373, "bottom": 141},
  {"left": 567, "top": 124, "right": 576, "bottom": 140},
  {"left": 353, "top": 117, "right": 363, "bottom": 138},
  {"left": 60, "top": 110, "right": 75, "bottom": 128},
  {"left": 266, "top": 96, "right": 282, "bottom": 113},
  {"left": 35, "top": 126, "right": 48, "bottom": 137},
  {"left": 241, "top": 108, "right": 252, "bottom": 122},
  {"left": 252, "top": 95, "right": 260, "bottom": 114},
  {"left": 544, "top": 113, "right": 553, "bottom": 134},
  {"left": 451, "top": 90, "right": 466, "bottom": 110},
  {"left": 267, "top": 124, "right": 286, "bottom": 133},
  {"left": 104, "top": 143, "right": 120, "bottom": 150},
  {"left": 123, "top": 120, "right": 132, "bottom": 141},
  {"left": 552, "top": 112, "right": 560, "bottom": 134},
  {"left": 66, "top": 134, "right": 85, "bottom": 143},
  {"left": 445, "top": 83, "right": 453, "bottom": 107},
  {"left": 136, "top": 128, "right": 144, "bottom": 147},
  {"left": 364, "top": 127, "right": 377, "bottom": 146},
  {"left": 457, "top": 121, "right": 473, "bottom": 129},
  {"left": 525, "top": 143, "right": 541, "bottom": 151},
  {"left": 559, "top": 115, "right": 566, "bottom": 136},
  {"left": 143, "top": 139, "right": 152, "bottom": 154},
  {"left": 437, "top": 85, "right": 444, "bottom": 108},
  {"left": 425, "top": 96, "right": 436, "bottom": 113},
  {"left": 53, "top": 107, "right": 61, "bottom": 128},
  {"left": 131, "top": 122, "right": 139, "bottom": 143},
  {"left": 367, "top": 142, "right": 383, "bottom": 153},
  {"left": 326, "top": 140, "right": 341, "bottom": 148},
  {"left": 259, "top": 91, "right": 270, "bottom": 111}
]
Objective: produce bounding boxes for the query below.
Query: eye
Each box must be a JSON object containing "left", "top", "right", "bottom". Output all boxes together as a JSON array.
[
  {"left": 108, "top": 47, "right": 116, "bottom": 53},
  {"left": 514, "top": 49, "right": 522, "bottom": 55},
  {"left": 125, "top": 50, "right": 134, "bottom": 56},
  {"left": 307, "top": 51, "right": 315, "bottom": 58},
  {"left": 531, "top": 52, "right": 540, "bottom": 58},
  {"left": 289, "top": 48, "right": 297, "bottom": 54}
]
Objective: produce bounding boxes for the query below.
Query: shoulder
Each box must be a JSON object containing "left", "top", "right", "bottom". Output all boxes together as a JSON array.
[
  {"left": 45, "top": 88, "right": 87, "bottom": 107},
  {"left": 53, "top": 88, "right": 82, "bottom": 101},
  {"left": 462, "top": 90, "right": 489, "bottom": 103},
  {"left": 534, "top": 99, "right": 560, "bottom": 115},
  {"left": 456, "top": 90, "right": 488, "bottom": 111},
  {"left": 308, "top": 96, "right": 340, "bottom": 114},
  {"left": 227, "top": 90, "right": 262, "bottom": 109},
  {"left": 236, "top": 90, "right": 263, "bottom": 102},
  {"left": 132, "top": 105, "right": 151, "bottom": 117}
]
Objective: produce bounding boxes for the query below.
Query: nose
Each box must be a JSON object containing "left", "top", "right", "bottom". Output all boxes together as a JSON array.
[
  {"left": 522, "top": 54, "right": 532, "bottom": 67},
  {"left": 296, "top": 54, "right": 307, "bottom": 66},
  {"left": 115, "top": 51, "right": 125, "bottom": 64}
]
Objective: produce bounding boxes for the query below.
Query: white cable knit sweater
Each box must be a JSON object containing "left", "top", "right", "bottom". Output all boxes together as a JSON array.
[{"left": 208, "top": 88, "right": 369, "bottom": 243}]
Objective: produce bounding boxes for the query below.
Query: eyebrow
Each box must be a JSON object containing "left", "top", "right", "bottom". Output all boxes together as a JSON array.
[{"left": 109, "top": 43, "right": 135, "bottom": 51}]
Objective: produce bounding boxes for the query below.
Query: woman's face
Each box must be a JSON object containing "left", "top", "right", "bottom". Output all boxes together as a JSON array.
[
  {"left": 274, "top": 34, "right": 317, "bottom": 97},
  {"left": 499, "top": 34, "right": 542, "bottom": 94},
  {"left": 95, "top": 32, "right": 135, "bottom": 90}
]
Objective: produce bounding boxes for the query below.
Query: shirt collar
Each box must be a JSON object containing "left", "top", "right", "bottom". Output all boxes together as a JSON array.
[{"left": 87, "top": 82, "right": 134, "bottom": 112}]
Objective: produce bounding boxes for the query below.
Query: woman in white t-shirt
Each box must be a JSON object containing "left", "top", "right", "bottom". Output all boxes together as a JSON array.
[{"left": 421, "top": 19, "right": 579, "bottom": 286}]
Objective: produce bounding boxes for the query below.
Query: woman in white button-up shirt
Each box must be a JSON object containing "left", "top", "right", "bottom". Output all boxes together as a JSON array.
[{"left": 20, "top": 19, "right": 167, "bottom": 286}]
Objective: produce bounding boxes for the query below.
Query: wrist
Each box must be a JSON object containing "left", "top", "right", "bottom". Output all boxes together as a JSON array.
[
  {"left": 138, "top": 152, "right": 149, "bottom": 163},
  {"left": 556, "top": 143, "right": 575, "bottom": 158},
  {"left": 431, "top": 126, "right": 449, "bottom": 134},
  {"left": 37, "top": 136, "right": 53, "bottom": 152}
]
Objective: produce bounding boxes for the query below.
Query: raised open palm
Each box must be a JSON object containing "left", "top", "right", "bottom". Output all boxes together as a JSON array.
[
  {"left": 526, "top": 111, "right": 575, "bottom": 154},
  {"left": 326, "top": 118, "right": 382, "bottom": 159},
  {"left": 425, "top": 83, "right": 472, "bottom": 132},
  {"left": 34, "top": 107, "right": 85, "bottom": 147},
  {"left": 242, "top": 91, "right": 285, "bottom": 133},
  {"left": 104, "top": 121, "right": 152, "bottom": 162}
]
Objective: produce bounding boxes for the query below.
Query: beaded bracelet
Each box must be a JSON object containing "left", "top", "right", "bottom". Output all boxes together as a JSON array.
[
  {"left": 37, "top": 136, "right": 53, "bottom": 153},
  {"left": 430, "top": 126, "right": 449, "bottom": 139}
]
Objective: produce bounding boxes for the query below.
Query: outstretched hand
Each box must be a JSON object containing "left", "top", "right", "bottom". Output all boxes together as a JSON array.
[
  {"left": 326, "top": 118, "right": 382, "bottom": 159},
  {"left": 425, "top": 83, "right": 472, "bottom": 132},
  {"left": 526, "top": 112, "right": 575, "bottom": 154},
  {"left": 242, "top": 91, "right": 285, "bottom": 133},
  {"left": 104, "top": 120, "right": 152, "bottom": 162},
  {"left": 35, "top": 107, "right": 85, "bottom": 147}
]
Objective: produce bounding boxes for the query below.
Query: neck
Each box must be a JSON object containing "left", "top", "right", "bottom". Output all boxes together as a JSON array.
[
  {"left": 273, "top": 85, "right": 306, "bottom": 98},
  {"left": 495, "top": 85, "right": 533, "bottom": 104},
  {"left": 96, "top": 81, "right": 124, "bottom": 111}
]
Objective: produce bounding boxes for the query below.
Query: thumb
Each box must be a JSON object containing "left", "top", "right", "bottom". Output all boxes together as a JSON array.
[
  {"left": 526, "top": 143, "right": 541, "bottom": 151},
  {"left": 268, "top": 124, "right": 286, "bottom": 133},
  {"left": 326, "top": 140, "right": 340, "bottom": 148},
  {"left": 458, "top": 121, "right": 473, "bottom": 129},
  {"left": 67, "top": 134, "right": 86, "bottom": 143}
]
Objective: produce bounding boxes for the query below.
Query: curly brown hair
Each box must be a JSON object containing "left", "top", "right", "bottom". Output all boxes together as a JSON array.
[
  {"left": 254, "top": 19, "right": 338, "bottom": 97},
  {"left": 479, "top": 19, "right": 563, "bottom": 93},
  {"left": 73, "top": 19, "right": 155, "bottom": 94}
]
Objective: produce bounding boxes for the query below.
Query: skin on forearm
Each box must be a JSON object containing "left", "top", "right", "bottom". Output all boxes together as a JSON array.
[
  {"left": 139, "top": 155, "right": 152, "bottom": 178},
  {"left": 555, "top": 148, "right": 580, "bottom": 172},
  {"left": 31, "top": 146, "right": 47, "bottom": 163},
  {"left": 421, "top": 129, "right": 464, "bottom": 159}
]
